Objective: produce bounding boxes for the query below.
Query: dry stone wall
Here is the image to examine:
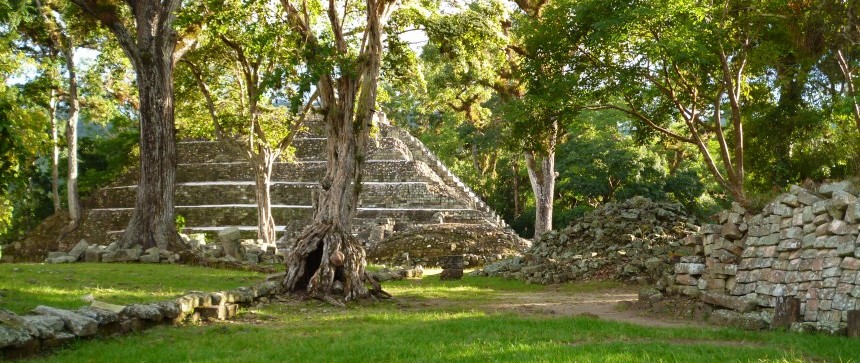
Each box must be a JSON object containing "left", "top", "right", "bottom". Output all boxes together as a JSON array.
[
  {"left": 0, "top": 278, "right": 282, "bottom": 359},
  {"left": 669, "top": 181, "right": 860, "bottom": 333}
]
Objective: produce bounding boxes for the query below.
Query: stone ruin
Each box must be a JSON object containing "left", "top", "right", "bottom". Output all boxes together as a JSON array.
[
  {"left": 478, "top": 196, "right": 700, "bottom": 284},
  {"left": 657, "top": 181, "right": 860, "bottom": 335},
  {"left": 4, "top": 117, "right": 526, "bottom": 265}
]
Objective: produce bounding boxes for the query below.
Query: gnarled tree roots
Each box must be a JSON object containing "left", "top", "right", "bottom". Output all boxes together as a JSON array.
[{"left": 282, "top": 222, "right": 390, "bottom": 305}]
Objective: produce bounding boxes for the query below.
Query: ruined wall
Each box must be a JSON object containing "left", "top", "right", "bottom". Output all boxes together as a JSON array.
[{"left": 671, "top": 181, "right": 860, "bottom": 331}]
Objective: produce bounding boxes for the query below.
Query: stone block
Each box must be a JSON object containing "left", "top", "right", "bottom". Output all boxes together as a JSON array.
[
  {"left": 841, "top": 257, "right": 860, "bottom": 270},
  {"left": 721, "top": 224, "right": 743, "bottom": 240},
  {"left": 32, "top": 305, "right": 97, "bottom": 337},
  {"left": 219, "top": 227, "right": 243, "bottom": 259},
  {"left": 819, "top": 181, "right": 858, "bottom": 197},
  {"left": 708, "top": 309, "right": 768, "bottom": 330},
  {"left": 121, "top": 304, "right": 163, "bottom": 321},
  {"left": 0, "top": 324, "right": 31, "bottom": 349},
  {"left": 18, "top": 315, "right": 65, "bottom": 339},
  {"left": 439, "top": 268, "right": 464, "bottom": 280},
  {"left": 828, "top": 220, "right": 854, "bottom": 235},
  {"left": 67, "top": 240, "right": 89, "bottom": 261},
  {"left": 797, "top": 190, "right": 821, "bottom": 206},
  {"left": 675, "top": 274, "right": 698, "bottom": 286},
  {"left": 701, "top": 291, "right": 758, "bottom": 312},
  {"left": 674, "top": 263, "right": 705, "bottom": 276},
  {"left": 776, "top": 239, "right": 801, "bottom": 252}
]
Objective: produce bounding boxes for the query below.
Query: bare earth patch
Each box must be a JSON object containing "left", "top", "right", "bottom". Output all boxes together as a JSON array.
[{"left": 398, "top": 285, "right": 699, "bottom": 328}]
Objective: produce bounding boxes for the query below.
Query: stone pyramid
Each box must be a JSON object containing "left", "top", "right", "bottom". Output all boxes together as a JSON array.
[{"left": 35, "top": 117, "right": 525, "bottom": 264}]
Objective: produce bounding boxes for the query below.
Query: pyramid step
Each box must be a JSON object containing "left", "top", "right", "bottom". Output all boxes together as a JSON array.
[
  {"left": 176, "top": 137, "right": 413, "bottom": 164},
  {"left": 88, "top": 181, "right": 470, "bottom": 209},
  {"left": 109, "top": 160, "right": 443, "bottom": 185},
  {"left": 86, "top": 206, "right": 490, "bottom": 233}
]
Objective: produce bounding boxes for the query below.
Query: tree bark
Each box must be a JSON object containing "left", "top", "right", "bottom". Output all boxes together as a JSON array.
[
  {"left": 63, "top": 49, "right": 81, "bottom": 229},
  {"left": 121, "top": 52, "right": 182, "bottom": 250},
  {"left": 524, "top": 148, "right": 555, "bottom": 239},
  {"left": 512, "top": 159, "right": 520, "bottom": 217},
  {"left": 280, "top": 0, "right": 393, "bottom": 303},
  {"left": 49, "top": 88, "right": 60, "bottom": 213},
  {"left": 69, "top": 0, "right": 187, "bottom": 251},
  {"left": 253, "top": 151, "right": 277, "bottom": 244}
]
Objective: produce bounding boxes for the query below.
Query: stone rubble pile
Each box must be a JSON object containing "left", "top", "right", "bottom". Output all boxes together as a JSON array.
[
  {"left": 42, "top": 227, "right": 285, "bottom": 267},
  {"left": 1, "top": 279, "right": 282, "bottom": 359},
  {"left": 478, "top": 196, "right": 699, "bottom": 284},
  {"left": 367, "top": 223, "right": 530, "bottom": 267},
  {"left": 664, "top": 181, "right": 860, "bottom": 335}
]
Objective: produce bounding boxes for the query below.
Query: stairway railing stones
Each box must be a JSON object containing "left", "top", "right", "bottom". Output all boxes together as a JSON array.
[{"left": 383, "top": 125, "right": 511, "bottom": 231}]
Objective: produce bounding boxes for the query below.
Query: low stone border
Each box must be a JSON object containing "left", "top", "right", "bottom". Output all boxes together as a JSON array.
[{"left": 0, "top": 277, "right": 284, "bottom": 360}]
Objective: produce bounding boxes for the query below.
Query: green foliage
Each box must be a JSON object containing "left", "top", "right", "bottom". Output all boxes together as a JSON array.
[{"left": 174, "top": 214, "right": 186, "bottom": 234}]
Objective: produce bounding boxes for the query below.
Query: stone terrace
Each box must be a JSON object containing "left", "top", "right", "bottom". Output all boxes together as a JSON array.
[{"left": 70, "top": 119, "right": 511, "bottom": 248}]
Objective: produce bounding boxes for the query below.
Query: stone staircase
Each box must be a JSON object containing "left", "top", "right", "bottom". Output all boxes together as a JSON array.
[{"left": 72, "top": 119, "right": 511, "bottom": 246}]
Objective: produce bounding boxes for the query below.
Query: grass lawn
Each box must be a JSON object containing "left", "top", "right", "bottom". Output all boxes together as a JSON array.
[
  {"left": 5, "top": 265, "right": 859, "bottom": 362},
  {"left": 0, "top": 263, "right": 264, "bottom": 313}
]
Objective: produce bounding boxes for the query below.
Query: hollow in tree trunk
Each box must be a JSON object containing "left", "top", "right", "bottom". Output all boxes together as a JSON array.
[{"left": 280, "top": 0, "right": 393, "bottom": 303}]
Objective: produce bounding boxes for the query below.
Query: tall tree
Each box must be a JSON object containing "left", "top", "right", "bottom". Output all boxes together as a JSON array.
[
  {"left": 421, "top": 0, "right": 557, "bottom": 238},
  {"left": 69, "top": 0, "right": 192, "bottom": 250},
  {"left": 525, "top": 0, "right": 771, "bottom": 206},
  {"left": 178, "top": 0, "right": 316, "bottom": 245},
  {"left": 34, "top": 0, "right": 82, "bottom": 231},
  {"left": 279, "top": 0, "right": 396, "bottom": 302}
]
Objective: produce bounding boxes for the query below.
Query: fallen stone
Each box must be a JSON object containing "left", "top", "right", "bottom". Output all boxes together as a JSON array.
[
  {"left": 0, "top": 324, "right": 31, "bottom": 348},
  {"left": 18, "top": 315, "right": 65, "bottom": 339},
  {"left": 708, "top": 310, "right": 768, "bottom": 330},
  {"left": 701, "top": 291, "right": 758, "bottom": 312},
  {"left": 67, "top": 240, "right": 89, "bottom": 261},
  {"left": 75, "top": 307, "right": 120, "bottom": 325},
  {"left": 32, "top": 305, "right": 98, "bottom": 337},
  {"left": 121, "top": 304, "right": 163, "bottom": 321}
]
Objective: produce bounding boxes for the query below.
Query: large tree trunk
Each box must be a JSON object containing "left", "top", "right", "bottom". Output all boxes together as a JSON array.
[
  {"left": 120, "top": 55, "right": 182, "bottom": 251},
  {"left": 64, "top": 51, "right": 81, "bottom": 229},
  {"left": 280, "top": 0, "right": 392, "bottom": 303},
  {"left": 524, "top": 148, "right": 555, "bottom": 239},
  {"left": 49, "top": 89, "right": 60, "bottom": 213},
  {"left": 253, "top": 150, "right": 277, "bottom": 245},
  {"left": 282, "top": 107, "right": 373, "bottom": 301}
]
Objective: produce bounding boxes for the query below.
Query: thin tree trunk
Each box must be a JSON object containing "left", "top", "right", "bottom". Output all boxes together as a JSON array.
[
  {"left": 512, "top": 159, "right": 520, "bottom": 217},
  {"left": 837, "top": 50, "right": 860, "bottom": 139},
  {"left": 64, "top": 50, "right": 81, "bottom": 229},
  {"left": 121, "top": 56, "right": 182, "bottom": 251},
  {"left": 524, "top": 148, "right": 555, "bottom": 239},
  {"left": 253, "top": 151, "right": 277, "bottom": 244},
  {"left": 49, "top": 89, "right": 60, "bottom": 213}
]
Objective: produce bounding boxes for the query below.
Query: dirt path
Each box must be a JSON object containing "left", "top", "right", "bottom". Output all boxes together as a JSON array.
[{"left": 400, "top": 285, "right": 700, "bottom": 328}]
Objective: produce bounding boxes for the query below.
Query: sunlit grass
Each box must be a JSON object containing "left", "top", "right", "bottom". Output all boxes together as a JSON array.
[
  {"left": 0, "top": 263, "right": 263, "bottom": 313},
  {"left": 5, "top": 264, "right": 859, "bottom": 362},
  {"left": 30, "top": 302, "right": 859, "bottom": 363}
]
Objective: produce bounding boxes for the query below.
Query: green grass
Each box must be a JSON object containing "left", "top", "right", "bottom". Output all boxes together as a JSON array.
[
  {"left": 6, "top": 265, "right": 860, "bottom": 362},
  {"left": 0, "top": 263, "right": 264, "bottom": 313}
]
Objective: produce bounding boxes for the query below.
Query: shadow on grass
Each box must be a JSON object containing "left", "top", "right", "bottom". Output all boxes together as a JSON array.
[{"left": 30, "top": 305, "right": 860, "bottom": 363}]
